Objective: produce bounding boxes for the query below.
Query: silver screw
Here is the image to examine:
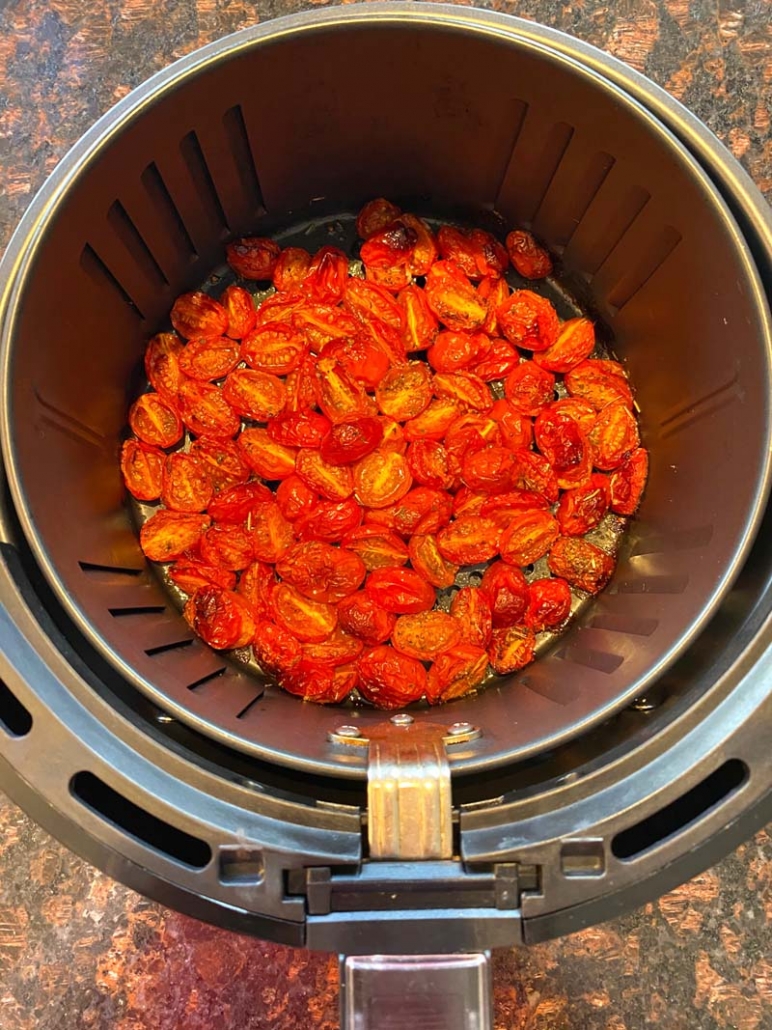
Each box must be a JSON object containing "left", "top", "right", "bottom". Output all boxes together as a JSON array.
[
  {"left": 447, "top": 721, "right": 475, "bottom": 736},
  {"left": 335, "top": 725, "right": 361, "bottom": 738},
  {"left": 390, "top": 713, "right": 414, "bottom": 726}
]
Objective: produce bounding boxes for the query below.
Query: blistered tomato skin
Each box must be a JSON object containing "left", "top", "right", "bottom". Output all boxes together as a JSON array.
[{"left": 126, "top": 199, "right": 647, "bottom": 710}]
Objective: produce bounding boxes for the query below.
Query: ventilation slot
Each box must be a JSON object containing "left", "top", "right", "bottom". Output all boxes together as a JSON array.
[
  {"left": 574, "top": 185, "right": 650, "bottom": 277},
  {"left": 606, "top": 225, "right": 681, "bottom": 312},
  {"left": 140, "top": 162, "right": 197, "bottom": 259},
  {"left": 588, "top": 613, "right": 658, "bottom": 637},
  {"left": 107, "top": 200, "right": 169, "bottom": 291},
  {"left": 179, "top": 130, "right": 229, "bottom": 233},
  {"left": 108, "top": 605, "right": 166, "bottom": 617},
  {"left": 80, "top": 244, "right": 145, "bottom": 320},
  {"left": 71, "top": 771, "right": 212, "bottom": 868},
  {"left": 236, "top": 694, "right": 264, "bottom": 719},
  {"left": 550, "top": 151, "right": 616, "bottom": 248},
  {"left": 145, "top": 639, "right": 194, "bottom": 657},
  {"left": 187, "top": 668, "right": 227, "bottom": 691},
  {"left": 79, "top": 561, "right": 143, "bottom": 577},
  {"left": 612, "top": 760, "right": 747, "bottom": 860},
  {"left": 524, "top": 122, "right": 575, "bottom": 226},
  {"left": 222, "top": 104, "right": 265, "bottom": 213},
  {"left": 0, "top": 680, "right": 32, "bottom": 737},
  {"left": 554, "top": 645, "right": 624, "bottom": 674}
]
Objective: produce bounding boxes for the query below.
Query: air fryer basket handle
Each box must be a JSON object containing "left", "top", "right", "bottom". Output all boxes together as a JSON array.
[{"left": 340, "top": 953, "right": 492, "bottom": 1030}]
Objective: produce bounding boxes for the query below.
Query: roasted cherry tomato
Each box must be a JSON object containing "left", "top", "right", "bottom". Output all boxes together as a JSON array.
[
  {"left": 271, "top": 582, "right": 337, "bottom": 642},
  {"left": 354, "top": 449, "right": 413, "bottom": 509},
  {"left": 170, "top": 291, "right": 229, "bottom": 340},
  {"left": 145, "top": 333, "right": 185, "bottom": 400},
  {"left": 499, "top": 510, "right": 560, "bottom": 567},
  {"left": 275, "top": 475, "right": 318, "bottom": 522},
  {"left": 199, "top": 523, "right": 254, "bottom": 571},
  {"left": 357, "top": 646, "right": 427, "bottom": 708},
  {"left": 490, "top": 399, "right": 533, "bottom": 449},
  {"left": 497, "top": 290, "right": 559, "bottom": 351},
  {"left": 426, "top": 645, "right": 489, "bottom": 703},
  {"left": 293, "top": 497, "right": 363, "bottom": 542},
  {"left": 272, "top": 247, "right": 312, "bottom": 293},
  {"left": 505, "top": 230, "right": 553, "bottom": 279},
  {"left": 609, "top": 447, "right": 649, "bottom": 516},
  {"left": 534, "top": 410, "right": 592, "bottom": 489},
  {"left": 238, "top": 428, "right": 296, "bottom": 480},
  {"left": 169, "top": 559, "right": 237, "bottom": 594},
  {"left": 375, "top": 364, "right": 432, "bottom": 421},
  {"left": 323, "top": 334, "right": 390, "bottom": 390},
  {"left": 320, "top": 417, "right": 384, "bottom": 466},
  {"left": 276, "top": 540, "right": 365, "bottom": 603},
  {"left": 242, "top": 322, "right": 307, "bottom": 376},
  {"left": 392, "top": 610, "right": 461, "bottom": 661},
  {"left": 178, "top": 380, "right": 241, "bottom": 439},
  {"left": 556, "top": 475, "right": 610, "bottom": 536},
  {"left": 449, "top": 587, "right": 493, "bottom": 648},
  {"left": 238, "top": 561, "right": 276, "bottom": 618},
  {"left": 249, "top": 502, "right": 295, "bottom": 562},
  {"left": 437, "top": 226, "right": 508, "bottom": 281},
  {"left": 408, "top": 533, "right": 459, "bottom": 589},
  {"left": 140, "top": 510, "right": 210, "bottom": 562},
  {"left": 424, "top": 261, "right": 488, "bottom": 332},
  {"left": 432, "top": 371, "right": 493, "bottom": 412},
  {"left": 189, "top": 437, "right": 250, "bottom": 493},
  {"left": 121, "top": 440, "right": 164, "bottom": 501},
  {"left": 342, "top": 525, "right": 410, "bottom": 571},
  {"left": 399, "top": 284, "right": 439, "bottom": 352},
  {"left": 480, "top": 562, "right": 529, "bottom": 628},
  {"left": 184, "top": 586, "right": 256, "bottom": 649},
  {"left": 525, "top": 578, "right": 572, "bottom": 632},
  {"left": 253, "top": 620, "right": 302, "bottom": 676},
  {"left": 295, "top": 448, "right": 354, "bottom": 501},
  {"left": 565, "top": 359, "right": 634, "bottom": 410},
  {"left": 302, "top": 629, "right": 364, "bottom": 667},
  {"left": 436, "top": 517, "right": 500, "bottom": 565},
  {"left": 314, "top": 357, "right": 370, "bottom": 424},
  {"left": 473, "top": 339, "right": 521, "bottom": 382},
  {"left": 337, "top": 591, "right": 396, "bottom": 646},
  {"left": 398, "top": 213, "right": 438, "bottom": 276},
  {"left": 222, "top": 369, "right": 287, "bottom": 421},
  {"left": 461, "top": 447, "right": 516, "bottom": 495},
  {"left": 303, "top": 246, "right": 349, "bottom": 304},
  {"left": 161, "top": 452, "right": 213, "bottom": 512},
  {"left": 357, "top": 198, "right": 403, "bottom": 239},
  {"left": 365, "top": 567, "right": 436, "bottom": 614},
  {"left": 428, "top": 331, "right": 490, "bottom": 373},
  {"left": 267, "top": 409, "right": 330, "bottom": 449},
  {"left": 226, "top": 236, "right": 280, "bottom": 280},
  {"left": 207, "top": 481, "right": 273, "bottom": 524},
  {"left": 129, "top": 393, "right": 183, "bottom": 448},
  {"left": 407, "top": 440, "right": 455, "bottom": 491},
  {"left": 534, "top": 317, "right": 595, "bottom": 373},
  {"left": 279, "top": 659, "right": 358, "bottom": 704},
  {"left": 222, "top": 285, "right": 257, "bottom": 339},
  {"left": 548, "top": 537, "right": 615, "bottom": 594},
  {"left": 403, "top": 398, "right": 460, "bottom": 442},
  {"left": 588, "top": 401, "right": 640, "bottom": 470},
  {"left": 487, "top": 625, "right": 536, "bottom": 674},
  {"left": 179, "top": 335, "right": 240, "bottom": 381},
  {"left": 504, "top": 362, "right": 555, "bottom": 417}
]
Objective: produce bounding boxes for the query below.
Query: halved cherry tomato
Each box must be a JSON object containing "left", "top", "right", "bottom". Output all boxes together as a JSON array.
[
  {"left": 432, "top": 371, "right": 493, "bottom": 412},
  {"left": 161, "top": 452, "right": 213, "bottom": 512},
  {"left": 238, "top": 428, "right": 296, "bottom": 480},
  {"left": 357, "top": 198, "right": 403, "bottom": 239},
  {"left": 267, "top": 409, "right": 330, "bottom": 448},
  {"left": 354, "top": 450, "right": 412, "bottom": 509},
  {"left": 499, "top": 510, "right": 560, "bottom": 567},
  {"left": 226, "top": 236, "right": 280, "bottom": 280},
  {"left": 121, "top": 440, "right": 164, "bottom": 501},
  {"left": 314, "top": 357, "right": 369, "bottom": 424},
  {"left": 222, "top": 285, "right": 257, "bottom": 339},
  {"left": 461, "top": 447, "right": 516, "bottom": 495},
  {"left": 169, "top": 559, "right": 237, "bottom": 594},
  {"left": 253, "top": 620, "right": 302, "bottom": 676},
  {"left": 242, "top": 322, "right": 307, "bottom": 375},
  {"left": 428, "top": 331, "right": 490, "bottom": 373},
  {"left": 295, "top": 448, "right": 354, "bottom": 501},
  {"left": 343, "top": 278, "right": 404, "bottom": 332},
  {"left": 375, "top": 364, "right": 432, "bottom": 421},
  {"left": 588, "top": 401, "right": 640, "bottom": 470},
  {"left": 249, "top": 502, "right": 295, "bottom": 562},
  {"left": 426, "top": 645, "right": 489, "bottom": 703},
  {"left": 480, "top": 562, "right": 529, "bottom": 628},
  {"left": 303, "top": 246, "right": 349, "bottom": 304},
  {"left": 403, "top": 398, "right": 460, "bottom": 442},
  {"left": 449, "top": 587, "right": 493, "bottom": 648},
  {"left": 504, "top": 363, "right": 555, "bottom": 417},
  {"left": 178, "top": 380, "right": 241, "bottom": 439},
  {"left": 189, "top": 437, "right": 250, "bottom": 493},
  {"left": 275, "top": 475, "right": 318, "bottom": 522},
  {"left": 293, "top": 497, "right": 363, "bottom": 542},
  {"left": 272, "top": 247, "right": 312, "bottom": 293},
  {"left": 323, "top": 334, "right": 391, "bottom": 390},
  {"left": 367, "top": 488, "right": 453, "bottom": 537},
  {"left": 424, "top": 261, "right": 488, "bottom": 332},
  {"left": 337, "top": 591, "right": 396, "bottom": 646},
  {"left": 199, "top": 523, "right": 254, "bottom": 571},
  {"left": 548, "top": 537, "right": 615, "bottom": 594},
  {"left": 145, "top": 333, "right": 185, "bottom": 400},
  {"left": 320, "top": 417, "right": 384, "bottom": 466},
  {"left": 207, "top": 481, "right": 273, "bottom": 524},
  {"left": 179, "top": 336, "right": 240, "bottom": 381},
  {"left": 279, "top": 659, "right": 358, "bottom": 704},
  {"left": 609, "top": 447, "right": 649, "bottom": 516},
  {"left": 342, "top": 525, "right": 410, "bottom": 571},
  {"left": 140, "top": 510, "right": 210, "bottom": 562},
  {"left": 399, "top": 284, "right": 439, "bottom": 352},
  {"left": 129, "top": 393, "right": 183, "bottom": 448},
  {"left": 238, "top": 561, "right": 276, "bottom": 618},
  {"left": 505, "top": 230, "right": 553, "bottom": 279},
  {"left": 171, "top": 291, "right": 229, "bottom": 340},
  {"left": 392, "top": 610, "right": 461, "bottom": 661},
  {"left": 398, "top": 213, "right": 438, "bottom": 276},
  {"left": 407, "top": 440, "right": 455, "bottom": 491},
  {"left": 487, "top": 625, "right": 536, "bottom": 674},
  {"left": 565, "top": 359, "right": 633, "bottom": 410},
  {"left": 534, "top": 317, "right": 595, "bottom": 373},
  {"left": 184, "top": 586, "right": 256, "bottom": 649},
  {"left": 271, "top": 582, "right": 337, "bottom": 642},
  {"left": 365, "top": 567, "right": 436, "bottom": 614},
  {"left": 222, "top": 369, "right": 287, "bottom": 421},
  {"left": 276, "top": 540, "right": 365, "bottom": 603},
  {"left": 302, "top": 628, "right": 364, "bottom": 666},
  {"left": 408, "top": 533, "right": 459, "bottom": 589},
  {"left": 496, "top": 290, "right": 559, "bottom": 351},
  {"left": 436, "top": 517, "right": 500, "bottom": 565},
  {"left": 557, "top": 475, "right": 610, "bottom": 536},
  {"left": 473, "top": 339, "right": 520, "bottom": 381},
  {"left": 437, "top": 225, "right": 508, "bottom": 281}
]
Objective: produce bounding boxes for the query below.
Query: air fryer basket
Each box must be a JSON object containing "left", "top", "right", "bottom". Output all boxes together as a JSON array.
[
  {"left": 1, "top": 4, "right": 772, "bottom": 961},
  {"left": 1, "top": 8, "right": 770, "bottom": 778}
]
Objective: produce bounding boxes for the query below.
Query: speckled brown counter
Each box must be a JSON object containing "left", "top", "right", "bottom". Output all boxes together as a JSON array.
[{"left": 1, "top": 2, "right": 771, "bottom": 1028}]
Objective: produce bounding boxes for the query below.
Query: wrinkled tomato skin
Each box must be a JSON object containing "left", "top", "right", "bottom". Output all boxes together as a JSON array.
[
  {"left": 161, "top": 452, "right": 214, "bottom": 514},
  {"left": 449, "top": 587, "right": 493, "bottom": 648},
  {"left": 238, "top": 561, "right": 276, "bottom": 618},
  {"left": 268, "top": 409, "right": 331, "bottom": 449},
  {"left": 525, "top": 578, "right": 572, "bottom": 632},
  {"left": 436, "top": 517, "right": 500, "bottom": 565},
  {"left": 324, "top": 335, "right": 390, "bottom": 390},
  {"left": 426, "top": 645, "right": 489, "bottom": 704},
  {"left": 279, "top": 659, "right": 358, "bottom": 704},
  {"left": 294, "top": 498, "right": 363, "bottom": 542},
  {"left": 275, "top": 475, "right": 318, "bottom": 522},
  {"left": 276, "top": 540, "right": 365, "bottom": 603},
  {"left": 337, "top": 591, "right": 396, "bottom": 645},
  {"left": 490, "top": 399, "right": 533, "bottom": 450},
  {"left": 272, "top": 247, "right": 312, "bottom": 293},
  {"left": 548, "top": 537, "right": 616, "bottom": 594},
  {"left": 140, "top": 511, "right": 210, "bottom": 562},
  {"left": 432, "top": 371, "right": 493, "bottom": 413},
  {"left": 314, "top": 357, "right": 370, "bottom": 424},
  {"left": 249, "top": 502, "right": 295, "bottom": 563},
  {"left": 407, "top": 440, "right": 455, "bottom": 491},
  {"left": 403, "top": 399, "right": 460, "bottom": 442},
  {"left": 461, "top": 447, "right": 516, "bottom": 495},
  {"left": 480, "top": 562, "right": 529, "bottom": 629},
  {"left": 557, "top": 475, "right": 610, "bottom": 536},
  {"left": 199, "top": 523, "right": 254, "bottom": 571},
  {"left": 565, "top": 359, "right": 634, "bottom": 410},
  {"left": 207, "top": 481, "right": 273, "bottom": 524},
  {"left": 342, "top": 525, "right": 410, "bottom": 571},
  {"left": 295, "top": 448, "right": 354, "bottom": 501},
  {"left": 534, "top": 317, "right": 595, "bottom": 373},
  {"left": 408, "top": 533, "right": 458, "bottom": 589},
  {"left": 129, "top": 393, "right": 183, "bottom": 449},
  {"left": 399, "top": 283, "right": 439, "bottom": 352},
  {"left": 145, "top": 333, "right": 185, "bottom": 401},
  {"left": 226, "top": 236, "right": 280, "bottom": 280},
  {"left": 504, "top": 363, "right": 555, "bottom": 417},
  {"left": 588, "top": 401, "right": 640, "bottom": 471},
  {"left": 171, "top": 291, "right": 229, "bottom": 340},
  {"left": 428, "top": 330, "right": 490, "bottom": 373},
  {"left": 496, "top": 290, "right": 559, "bottom": 351},
  {"left": 534, "top": 410, "right": 592, "bottom": 487},
  {"left": 121, "top": 440, "right": 165, "bottom": 501},
  {"left": 391, "top": 610, "right": 461, "bottom": 661},
  {"left": 320, "top": 417, "right": 384, "bottom": 466},
  {"left": 183, "top": 586, "right": 256, "bottom": 650},
  {"left": 178, "top": 381, "right": 241, "bottom": 439},
  {"left": 169, "top": 559, "right": 237, "bottom": 595},
  {"left": 357, "top": 198, "right": 402, "bottom": 240},
  {"left": 436, "top": 226, "right": 508, "bottom": 281},
  {"left": 506, "top": 230, "right": 553, "bottom": 279},
  {"left": 424, "top": 261, "right": 488, "bottom": 332},
  {"left": 365, "top": 567, "right": 436, "bottom": 614},
  {"left": 511, "top": 449, "right": 559, "bottom": 503},
  {"left": 271, "top": 582, "right": 337, "bottom": 642},
  {"left": 253, "top": 620, "right": 302, "bottom": 676},
  {"left": 481, "top": 490, "right": 550, "bottom": 520},
  {"left": 357, "top": 646, "right": 427, "bottom": 709},
  {"left": 487, "top": 625, "right": 536, "bottom": 674},
  {"left": 499, "top": 510, "right": 560, "bottom": 567},
  {"left": 473, "top": 339, "right": 520, "bottom": 382},
  {"left": 302, "top": 629, "right": 364, "bottom": 667},
  {"left": 609, "top": 448, "right": 649, "bottom": 516}
]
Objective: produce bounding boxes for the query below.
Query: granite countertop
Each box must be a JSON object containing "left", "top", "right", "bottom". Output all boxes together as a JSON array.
[{"left": 1, "top": 1, "right": 771, "bottom": 1028}]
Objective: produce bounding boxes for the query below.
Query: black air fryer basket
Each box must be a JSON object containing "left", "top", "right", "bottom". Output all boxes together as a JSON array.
[{"left": 1, "top": 5, "right": 772, "bottom": 1026}]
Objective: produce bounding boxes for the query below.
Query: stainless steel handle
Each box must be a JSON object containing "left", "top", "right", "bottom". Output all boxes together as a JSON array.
[{"left": 341, "top": 953, "right": 492, "bottom": 1030}]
